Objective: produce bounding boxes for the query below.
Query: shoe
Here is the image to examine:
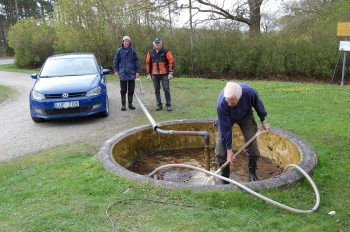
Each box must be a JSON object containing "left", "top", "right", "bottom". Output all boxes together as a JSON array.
[
  {"left": 156, "top": 106, "right": 162, "bottom": 111},
  {"left": 167, "top": 106, "right": 172, "bottom": 111}
]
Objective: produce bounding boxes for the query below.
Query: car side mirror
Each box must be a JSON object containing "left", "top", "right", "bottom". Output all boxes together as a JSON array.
[
  {"left": 102, "top": 69, "right": 110, "bottom": 75},
  {"left": 31, "top": 73, "right": 38, "bottom": 79}
]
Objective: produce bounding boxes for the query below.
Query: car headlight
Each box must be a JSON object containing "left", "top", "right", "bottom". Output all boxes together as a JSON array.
[
  {"left": 86, "top": 86, "right": 102, "bottom": 97},
  {"left": 31, "top": 90, "right": 46, "bottom": 101}
]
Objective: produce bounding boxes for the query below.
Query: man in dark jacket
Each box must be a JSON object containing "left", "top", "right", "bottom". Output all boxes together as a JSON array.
[
  {"left": 146, "top": 37, "right": 174, "bottom": 111},
  {"left": 216, "top": 81, "right": 270, "bottom": 184},
  {"left": 113, "top": 36, "right": 140, "bottom": 111}
]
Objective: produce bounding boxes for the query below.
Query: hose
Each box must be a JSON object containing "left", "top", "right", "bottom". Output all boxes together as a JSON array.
[
  {"left": 148, "top": 163, "right": 320, "bottom": 214},
  {"left": 135, "top": 92, "right": 320, "bottom": 213}
]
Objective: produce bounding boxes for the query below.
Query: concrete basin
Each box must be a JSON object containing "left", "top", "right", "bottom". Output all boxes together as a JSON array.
[{"left": 98, "top": 119, "right": 318, "bottom": 191}]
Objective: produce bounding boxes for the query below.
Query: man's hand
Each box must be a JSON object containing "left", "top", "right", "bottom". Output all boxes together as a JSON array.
[
  {"left": 136, "top": 73, "right": 139, "bottom": 78},
  {"left": 114, "top": 72, "right": 119, "bottom": 77},
  {"left": 227, "top": 149, "right": 236, "bottom": 163},
  {"left": 261, "top": 121, "right": 270, "bottom": 131},
  {"left": 146, "top": 74, "right": 152, "bottom": 80},
  {"left": 168, "top": 72, "right": 173, "bottom": 80}
]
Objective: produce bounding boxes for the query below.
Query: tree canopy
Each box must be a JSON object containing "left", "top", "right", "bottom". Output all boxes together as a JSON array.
[{"left": 4, "top": 0, "right": 350, "bottom": 82}]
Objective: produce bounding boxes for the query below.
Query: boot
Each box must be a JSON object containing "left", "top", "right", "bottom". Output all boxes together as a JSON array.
[
  {"left": 219, "top": 163, "right": 230, "bottom": 184},
  {"left": 248, "top": 159, "right": 259, "bottom": 182},
  {"left": 121, "top": 94, "right": 126, "bottom": 111},
  {"left": 128, "top": 95, "right": 135, "bottom": 110}
]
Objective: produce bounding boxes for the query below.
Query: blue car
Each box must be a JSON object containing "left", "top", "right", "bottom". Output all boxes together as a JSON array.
[{"left": 29, "top": 53, "right": 110, "bottom": 123}]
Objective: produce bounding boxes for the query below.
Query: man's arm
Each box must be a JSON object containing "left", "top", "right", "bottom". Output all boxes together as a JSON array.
[
  {"left": 145, "top": 52, "right": 151, "bottom": 74},
  {"left": 166, "top": 51, "right": 174, "bottom": 72},
  {"left": 217, "top": 107, "right": 233, "bottom": 151},
  {"left": 113, "top": 49, "right": 120, "bottom": 77},
  {"left": 251, "top": 90, "right": 270, "bottom": 131}
]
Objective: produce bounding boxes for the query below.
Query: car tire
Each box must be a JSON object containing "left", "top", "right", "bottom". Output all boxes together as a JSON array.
[
  {"left": 31, "top": 115, "right": 45, "bottom": 123},
  {"left": 100, "top": 95, "right": 109, "bottom": 117}
]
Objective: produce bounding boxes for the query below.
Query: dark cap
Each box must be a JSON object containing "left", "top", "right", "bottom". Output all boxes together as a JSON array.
[{"left": 153, "top": 37, "right": 162, "bottom": 43}]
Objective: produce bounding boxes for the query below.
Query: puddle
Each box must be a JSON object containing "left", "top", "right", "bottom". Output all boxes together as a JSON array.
[{"left": 127, "top": 147, "right": 284, "bottom": 184}]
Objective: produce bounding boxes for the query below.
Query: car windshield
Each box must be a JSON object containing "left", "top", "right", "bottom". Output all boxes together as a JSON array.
[{"left": 40, "top": 57, "right": 98, "bottom": 77}]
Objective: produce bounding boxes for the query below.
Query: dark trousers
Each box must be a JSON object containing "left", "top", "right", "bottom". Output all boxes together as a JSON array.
[
  {"left": 120, "top": 80, "right": 135, "bottom": 96},
  {"left": 215, "top": 113, "right": 260, "bottom": 165},
  {"left": 152, "top": 74, "right": 171, "bottom": 107}
]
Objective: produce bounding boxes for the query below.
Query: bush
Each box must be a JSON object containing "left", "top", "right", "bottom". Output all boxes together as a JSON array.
[{"left": 8, "top": 19, "right": 56, "bottom": 68}]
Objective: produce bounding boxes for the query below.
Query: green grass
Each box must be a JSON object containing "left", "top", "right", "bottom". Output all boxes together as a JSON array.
[
  {"left": 0, "top": 63, "right": 40, "bottom": 74},
  {"left": 0, "top": 69, "right": 349, "bottom": 231},
  {"left": 0, "top": 85, "right": 14, "bottom": 104}
]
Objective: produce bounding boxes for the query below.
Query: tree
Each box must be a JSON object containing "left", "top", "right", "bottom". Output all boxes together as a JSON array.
[
  {"left": 180, "top": 0, "right": 265, "bottom": 36},
  {"left": 0, "top": 0, "right": 55, "bottom": 25}
]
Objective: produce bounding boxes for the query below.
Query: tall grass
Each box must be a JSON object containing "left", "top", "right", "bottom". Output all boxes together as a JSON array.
[{"left": 0, "top": 77, "right": 349, "bottom": 231}]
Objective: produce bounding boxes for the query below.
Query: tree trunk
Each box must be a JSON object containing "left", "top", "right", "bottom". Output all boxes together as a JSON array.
[{"left": 248, "top": 0, "right": 263, "bottom": 36}]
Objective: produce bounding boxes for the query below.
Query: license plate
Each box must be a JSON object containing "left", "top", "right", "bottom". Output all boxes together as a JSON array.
[{"left": 54, "top": 101, "right": 79, "bottom": 109}]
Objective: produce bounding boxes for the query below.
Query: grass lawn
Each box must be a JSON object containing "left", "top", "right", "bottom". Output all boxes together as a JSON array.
[{"left": 0, "top": 65, "right": 349, "bottom": 231}]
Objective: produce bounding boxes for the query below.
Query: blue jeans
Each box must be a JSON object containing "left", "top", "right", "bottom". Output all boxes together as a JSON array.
[{"left": 152, "top": 74, "right": 171, "bottom": 107}]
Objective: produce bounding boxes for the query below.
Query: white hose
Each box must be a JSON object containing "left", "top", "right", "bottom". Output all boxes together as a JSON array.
[{"left": 149, "top": 163, "right": 320, "bottom": 214}]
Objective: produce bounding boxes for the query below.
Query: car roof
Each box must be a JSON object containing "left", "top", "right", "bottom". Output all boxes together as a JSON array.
[{"left": 47, "top": 53, "right": 96, "bottom": 60}]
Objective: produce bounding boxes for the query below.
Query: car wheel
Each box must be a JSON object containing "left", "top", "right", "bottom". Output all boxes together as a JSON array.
[
  {"left": 31, "top": 115, "right": 45, "bottom": 123},
  {"left": 101, "top": 95, "right": 109, "bottom": 117}
]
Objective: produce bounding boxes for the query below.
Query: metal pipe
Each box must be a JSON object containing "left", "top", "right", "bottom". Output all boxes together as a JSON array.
[
  {"left": 134, "top": 92, "right": 159, "bottom": 130},
  {"left": 341, "top": 37, "right": 348, "bottom": 87},
  {"left": 155, "top": 128, "right": 210, "bottom": 148},
  {"left": 134, "top": 93, "right": 211, "bottom": 170}
]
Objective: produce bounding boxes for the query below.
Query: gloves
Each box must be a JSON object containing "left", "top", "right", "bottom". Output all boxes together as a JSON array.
[
  {"left": 168, "top": 72, "right": 173, "bottom": 80},
  {"left": 146, "top": 74, "right": 152, "bottom": 80}
]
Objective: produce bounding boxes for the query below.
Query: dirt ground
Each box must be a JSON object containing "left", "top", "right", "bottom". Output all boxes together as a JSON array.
[{"left": 129, "top": 147, "right": 284, "bottom": 184}]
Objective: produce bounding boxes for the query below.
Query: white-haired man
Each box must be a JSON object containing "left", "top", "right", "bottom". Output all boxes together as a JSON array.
[{"left": 215, "top": 81, "right": 270, "bottom": 184}]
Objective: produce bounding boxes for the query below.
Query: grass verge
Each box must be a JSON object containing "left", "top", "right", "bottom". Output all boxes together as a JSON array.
[
  {"left": 0, "top": 85, "right": 14, "bottom": 104},
  {"left": 0, "top": 63, "right": 40, "bottom": 74},
  {"left": 0, "top": 68, "right": 349, "bottom": 231}
]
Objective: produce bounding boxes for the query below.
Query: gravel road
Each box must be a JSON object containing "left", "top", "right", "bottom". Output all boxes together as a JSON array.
[{"left": 0, "top": 70, "right": 153, "bottom": 163}]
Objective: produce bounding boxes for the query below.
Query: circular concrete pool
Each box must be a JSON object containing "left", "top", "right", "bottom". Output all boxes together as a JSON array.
[{"left": 98, "top": 119, "right": 318, "bottom": 191}]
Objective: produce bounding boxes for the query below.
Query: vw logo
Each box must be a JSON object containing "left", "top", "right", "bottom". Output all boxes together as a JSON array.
[{"left": 62, "top": 93, "right": 69, "bottom": 98}]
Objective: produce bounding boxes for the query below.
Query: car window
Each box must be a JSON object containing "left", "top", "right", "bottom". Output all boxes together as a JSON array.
[{"left": 40, "top": 57, "right": 98, "bottom": 77}]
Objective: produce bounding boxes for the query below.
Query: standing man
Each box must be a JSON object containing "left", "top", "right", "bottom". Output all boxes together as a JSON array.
[
  {"left": 113, "top": 35, "right": 140, "bottom": 111},
  {"left": 215, "top": 81, "right": 270, "bottom": 184},
  {"left": 146, "top": 37, "right": 174, "bottom": 111}
]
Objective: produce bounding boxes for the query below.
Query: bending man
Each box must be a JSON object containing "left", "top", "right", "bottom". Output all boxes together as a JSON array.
[{"left": 215, "top": 81, "right": 270, "bottom": 184}]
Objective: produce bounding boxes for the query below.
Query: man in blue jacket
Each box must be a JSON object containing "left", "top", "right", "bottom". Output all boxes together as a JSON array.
[
  {"left": 216, "top": 81, "right": 270, "bottom": 184},
  {"left": 113, "top": 36, "right": 140, "bottom": 111}
]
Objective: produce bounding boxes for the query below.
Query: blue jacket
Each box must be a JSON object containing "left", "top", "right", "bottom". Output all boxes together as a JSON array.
[
  {"left": 217, "top": 83, "right": 267, "bottom": 150},
  {"left": 113, "top": 44, "right": 140, "bottom": 81}
]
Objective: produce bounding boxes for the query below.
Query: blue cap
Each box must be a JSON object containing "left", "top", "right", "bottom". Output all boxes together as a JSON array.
[{"left": 153, "top": 37, "right": 162, "bottom": 43}]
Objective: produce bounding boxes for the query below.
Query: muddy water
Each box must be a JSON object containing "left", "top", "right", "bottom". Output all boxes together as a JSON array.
[{"left": 128, "top": 148, "right": 284, "bottom": 184}]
